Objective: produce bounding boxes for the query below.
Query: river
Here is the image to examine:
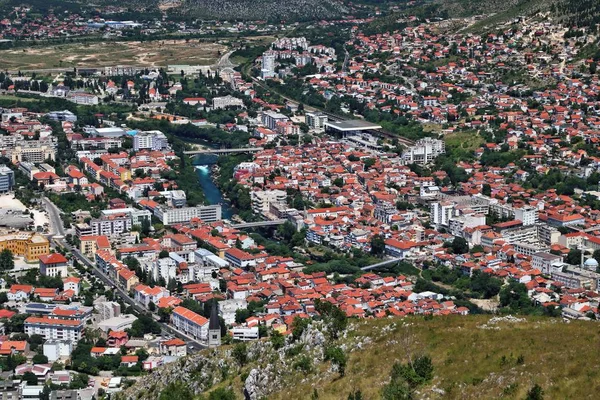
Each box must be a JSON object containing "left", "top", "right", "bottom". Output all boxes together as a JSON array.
[{"left": 192, "top": 154, "right": 234, "bottom": 219}]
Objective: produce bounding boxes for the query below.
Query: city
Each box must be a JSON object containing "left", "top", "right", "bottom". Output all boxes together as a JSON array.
[{"left": 1, "top": 0, "right": 600, "bottom": 399}]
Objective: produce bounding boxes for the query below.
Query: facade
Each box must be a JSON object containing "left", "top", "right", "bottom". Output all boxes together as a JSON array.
[
  {"left": 225, "top": 248, "right": 257, "bottom": 269},
  {"left": 0, "top": 232, "right": 50, "bottom": 262},
  {"left": 90, "top": 213, "right": 132, "bottom": 236},
  {"left": 66, "top": 92, "right": 99, "bottom": 105},
  {"left": 171, "top": 306, "right": 209, "bottom": 341},
  {"left": 39, "top": 253, "right": 69, "bottom": 278},
  {"left": 212, "top": 95, "right": 245, "bottom": 110},
  {"left": 251, "top": 189, "right": 287, "bottom": 214},
  {"left": 261, "top": 111, "right": 288, "bottom": 130},
  {"left": 261, "top": 53, "right": 276, "bottom": 79},
  {"left": 305, "top": 112, "right": 328, "bottom": 132},
  {"left": 154, "top": 205, "right": 222, "bottom": 225},
  {"left": 532, "top": 252, "right": 563, "bottom": 274},
  {"left": 0, "top": 165, "right": 14, "bottom": 192},
  {"left": 43, "top": 340, "right": 72, "bottom": 362},
  {"left": 24, "top": 317, "right": 84, "bottom": 341},
  {"left": 133, "top": 130, "right": 169, "bottom": 152},
  {"left": 402, "top": 138, "right": 445, "bottom": 165}
]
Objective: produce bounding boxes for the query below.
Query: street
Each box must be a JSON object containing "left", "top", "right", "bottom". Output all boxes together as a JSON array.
[{"left": 42, "top": 196, "right": 206, "bottom": 350}]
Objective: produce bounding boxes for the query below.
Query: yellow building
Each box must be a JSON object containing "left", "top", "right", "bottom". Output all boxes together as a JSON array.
[{"left": 0, "top": 232, "right": 50, "bottom": 262}]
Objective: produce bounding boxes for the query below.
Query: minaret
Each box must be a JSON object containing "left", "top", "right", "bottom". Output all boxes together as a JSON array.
[{"left": 208, "top": 301, "right": 221, "bottom": 347}]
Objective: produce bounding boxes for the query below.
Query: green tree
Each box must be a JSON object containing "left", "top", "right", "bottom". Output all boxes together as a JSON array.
[
  {"left": 370, "top": 234, "right": 386, "bottom": 256},
  {"left": 22, "top": 371, "right": 38, "bottom": 385},
  {"left": 0, "top": 249, "right": 14, "bottom": 270},
  {"left": 232, "top": 343, "right": 248, "bottom": 366},
  {"left": 324, "top": 346, "right": 347, "bottom": 376},
  {"left": 32, "top": 354, "right": 48, "bottom": 364},
  {"left": 270, "top": 330, "right": 285, "bottom": 350},
  {"left": 159, "top": 382, "right": 193, "bottom": 400},
  {"left": 451, "top": 237, "right": 469, "bottom": 254},
  {"left": 526, "top": 384, "right": 544, "bottom": 400}
]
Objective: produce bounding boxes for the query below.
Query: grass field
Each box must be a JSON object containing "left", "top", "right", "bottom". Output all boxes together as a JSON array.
[
  {"left": 444, "top": 129, "right": 484, "bottom": 159},
  {"left": 0, "top": 39, "right": 228, "bottom": 70},
  {"left": 269, "top": 315, "right": 600, "bottom": 400}
]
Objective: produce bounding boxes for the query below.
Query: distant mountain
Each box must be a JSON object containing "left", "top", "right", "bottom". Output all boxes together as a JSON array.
[{"left": 178, "top": 0, "right": 348, "bottom": 21}]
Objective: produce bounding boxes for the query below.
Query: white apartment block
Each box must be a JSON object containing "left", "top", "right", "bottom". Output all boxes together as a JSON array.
[
  {"left": 91, "top": 214, "right": 132, "bottom": 236},
  {"left": 430, "top": 201, "right": 455, "bottom": 227},
  {"left": 261, "top": 110, "right": 288, "bottom": 130},
  {"left": 402, "top": 138, "right": 445, "bottom": 165},
  {"left": 133, "top": 130, "right": 169, "bottom": 151},
  {"left": 212, "top": 95, "right": 245, "bottom": 110},
  {"left": 251, "top": 190, "right": 287, "bottom": 214},
  {"left": 305, "top": 112, "right": 328, "bottom": 132},
  {"left": 171, "top": 306, "right": 209, "bottom": 341},
  {"left": 154, "top": 205, "right": 222, "bottom": 225},
  {"left": 25, "top": 317, "right": 84, "bottom": 341}
]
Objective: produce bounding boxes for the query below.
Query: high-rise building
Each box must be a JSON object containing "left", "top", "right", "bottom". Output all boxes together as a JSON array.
[
  {"left": 0, "top": 165, "right": 14, "bottom": 192},
  {"left": 261, "top": 53, "right": 276, "bottom": 79}
]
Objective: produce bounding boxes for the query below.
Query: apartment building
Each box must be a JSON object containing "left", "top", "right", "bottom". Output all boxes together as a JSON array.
[
  {"left": 261, "top": 111, "right": 288, "bottom": 130},
  {"left": 90, "top": 213, "right": 132, "bottom": 236},
  {"left": 0, "top": 165, "right": 14, "bottom": 192},
  {"left": 133, "top": 130, "right": 169, "bottom": 151},
  {"left": 171, "top": 306, "right": 209, "bottom": 341},
  {"left": 402, "top": 138, "right": 445, "bottom": 165},
  {"left": 154, "top": 205, "right": 222, "bottom": 225},
  {"left": 24, "top": 316, "right": 84, "bottom": 341},
  {"left": 305, "top": 112, "right": 328, "bottom": 132},
  {"left": 212, "top": 95, "right": 245, "bottom": 110},
  {"left": 39, "top": 253, "right": 69, "bottom": 278},
  {"left": 251, "top": 189, "right": 287, "bottom": 214}
]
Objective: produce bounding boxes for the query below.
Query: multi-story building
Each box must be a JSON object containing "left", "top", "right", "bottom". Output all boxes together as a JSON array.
[
  {"left": 133, "top": 285, "right": 169, "bottom": 308},
  {"left": 154, "top": 205, "right": 222, "bottom": 225},
  {"left": 261, "top": 111, "right": 288, "bottom": 130},
  {"left": 101, "top": 208, "right": 152, "bottom": 227},
  {"left": 261, "top": 53, "right": 276, "bottom": 79},
  {"left": 66, "top": 92, "right": 99, "bottom": 105},
  {"left": 96, "top": 301, "right": 121, "bottom": 322},
  {"left": 0, "top": 165, "right": 14, "bottom": 192},
  {"left": 225, "top": 248, "right": 257, "bottom": 269},
  {"left": 430, "top": 201, "right": 455, "bottom": 227},
  {"left": 212, "top": 95, "right": 245, "bottom": 110},
  {"left": 532, "top": 252, "right": 563, "bottom": 274},
  {"left": 0, "top": 232, "right": 50, "bottom": 262},
  {"left": 133, "top": 130, "right": 169, "bottom": 152},
  {"left": 10, "top": 140, "right": 56, "bottom": 163},
  {"left": 39, "top": 253, "right": 69, "bottom": 278},
  {"left": 171, "top": 306, "right": 209, "bottom": 341},
  {"left": 46, "top": 110, "right": 77, "bottom": 122},
  {"left": 90, "top": 213, "right": 132, "bottom": 236},
  {"left": 251, "top": 190, "right": 287, "bottom": 214},
  {"left": 402, "top": 138, "right": 445, "bottom": 165},
  {"left": 305, "top": 112, "right": 328, "bottom": 132},
  {"left": 24, "top": 316, "right": 84, "bottom": 341}
]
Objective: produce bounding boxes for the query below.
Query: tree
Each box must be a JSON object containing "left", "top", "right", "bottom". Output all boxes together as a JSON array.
[
  {"left": 565, "top": 249, "right": 582, "bottom": 265},
  {"left": 32, "top": 354, "right": 48, "bottom": 364},
  {"left": 159, "top": 382, "right": 193, "bottom": 400},
  {"left": 159, "top": 250, "right": 170, "bottom": 259},
  {"left": 22, "top": 371, "right": 38, "bottom": 385},
  {"left": 526, "top": 384, "right": 544, "bottom": 400},
  {"left": 232, "top": 343, "right": 248, "bottom": 366},
  {"left": 0, "top": 249, "right": 14, "bottom": 271},
  {"left": 370, "top": 234, "right": 386, "bottom": 256},
  {"left": 324, "top": 346, "right": 347, "bottom": 376},
  {"left": 450, "top": 237, "right": 469, "bottom": 254},
  {"left": 270, "top": 330, "right": 285, "bottom": 350}
]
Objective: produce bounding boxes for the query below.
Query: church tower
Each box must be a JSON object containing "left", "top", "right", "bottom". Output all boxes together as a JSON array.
[{"left": 208, "top": 301, "right": 221, "bottom": 347}]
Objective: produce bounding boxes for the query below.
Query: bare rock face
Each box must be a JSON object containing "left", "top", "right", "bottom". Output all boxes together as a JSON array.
[{"left": 244, "top": 367, "right": 272, "bottom": 400}]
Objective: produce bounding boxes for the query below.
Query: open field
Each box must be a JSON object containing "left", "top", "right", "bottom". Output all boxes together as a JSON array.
[
  {"left": 444, "top": 129, "right": 484, "bottom": 158},
  {"left": 0, "top": 39, "right": 228, "bottom": 70}
]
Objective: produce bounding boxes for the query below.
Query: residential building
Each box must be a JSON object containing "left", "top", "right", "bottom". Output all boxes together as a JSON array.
[
  {"left": 171, "top": 306, "right": 209, "bottom": 342},
  {"left": 0, "top": 165, "right": 14, "bottom": 192},
  {"left": 402, "top": 138, "right": 445, "bottom": 165},
  {"left": 251, "top": 189, "right": 287, "bottom": 214},
  {"left": 305, "top": 112, "right": 328, "bottom": 132},
  {"left": 532, "top": 252, "right": 563, "bottom": 274},
  {"left": 39, "top": 253, "right": 69, "bottom": 278},
  {"left": 154, "top": 205, "right": 222, "bottom": 225},
  {"left": 24, "top": 317, "right": 84, "bottom": 341},
  {"left": 133, "top": 130, "right": 169, "bottom": 151},
  {"left": 212, "top": 95, "right": 245, "bottom": 110}
]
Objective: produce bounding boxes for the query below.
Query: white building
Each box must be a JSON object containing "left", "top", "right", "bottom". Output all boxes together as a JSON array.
[
  {"left": 24, "top": 317, "right": 84, "bottom": 341},
  {"left": 532, "top": 252, "right": 563, "bottom": 274},
  {"left": 305, "top": 112, "right": 328, "bottom": 132},
  {"left": 43, "top": 340, "right": 72, "bottom": 362},
  {"left": 261, "top": 111, "right": 289, "bottom": 130},
  {"left": 212, "top": 95, "right": 245, "bottom": 110},
  {"left": 90, "top": 213, "right": 132, "bottom": 236},
  {"left": 154, "top": 205, "right": 222, "bottom": 225},
  {"left": 231, "top": 326, "right": 259, "bottom": 341},
  {"left": 261, "top": 53, "right": 276, "bottom": 79},
  {"left": 251, "top": 190, "right": 287, "bottom": 214},
  {"left": 430, "top": 201, "right": 455, "bottom": 227},
  {"left": 171, "top": 306, "right": 209, "bottom": 341},
  {"left": 133, "top": 130, "right": 169, "bottom": 151},
  {"left": 402, "top": 138, "right": 445, "bottom": 165}
]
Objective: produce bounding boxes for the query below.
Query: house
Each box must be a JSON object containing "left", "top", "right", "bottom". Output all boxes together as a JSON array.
[
  {"left": 107, "top": 330, "right": 129, "bottom": 347},
  {"left": 39, "top": 253, "right": 69, "bottom": 277},
  {"left": 133, "top": 285, "right": 169, "bottom": 308},
  {"left": 121, "top": 355, "right": 139, "bottom": 368},
  {"left": 7, "top": 284, "right": 33, "bottom": 301},
  {"left": 159, "top": 338, "right": 187, "bottom": 357},
  {"left": 63, "top": 277, "right": 81, "bottom": 296},
  {"left": 34, "top": 288, "right": 59, "bottom": 301}
]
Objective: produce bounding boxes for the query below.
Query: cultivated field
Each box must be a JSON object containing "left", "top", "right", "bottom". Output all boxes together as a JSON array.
[{"left": 0, "top": 40, "right": 228, "bottom": 70}]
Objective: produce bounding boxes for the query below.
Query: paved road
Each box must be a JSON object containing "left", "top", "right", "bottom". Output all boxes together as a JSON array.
[{"left": 42, "top": 197, "right": 206, "bottom": 350}]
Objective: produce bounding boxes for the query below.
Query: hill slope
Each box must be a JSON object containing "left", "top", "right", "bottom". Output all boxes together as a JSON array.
[{"left": 120, "top": 315, "right": 600, "bottom": 400}]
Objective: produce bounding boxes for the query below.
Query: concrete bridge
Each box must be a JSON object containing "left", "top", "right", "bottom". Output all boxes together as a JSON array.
[
  {"left": 184, "top": 147, "right": 264, "bottom": 156},
  {"left": 230, "top": 219, "right": 287, "bottom": 229}
]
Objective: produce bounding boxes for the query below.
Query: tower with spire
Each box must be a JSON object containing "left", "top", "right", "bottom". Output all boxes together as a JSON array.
[{"left": 208, "top": 300, "right": 221, "bottom": 347}]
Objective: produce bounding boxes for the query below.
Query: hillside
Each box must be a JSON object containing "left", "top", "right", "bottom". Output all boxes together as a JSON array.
[
  {"left": 120, "top": 315, "right": 600, "bottom": 400},
  {"left": 177, "top": 0, "right": 348, "bottom": 21}
]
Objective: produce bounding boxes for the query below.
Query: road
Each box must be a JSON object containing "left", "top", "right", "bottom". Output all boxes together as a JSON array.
[{"left": 42, "top": 197, "right": 206, "bottom": 350}]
